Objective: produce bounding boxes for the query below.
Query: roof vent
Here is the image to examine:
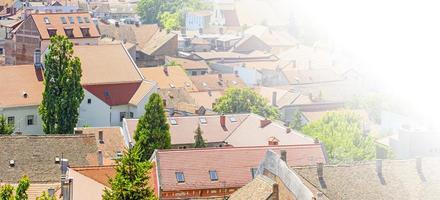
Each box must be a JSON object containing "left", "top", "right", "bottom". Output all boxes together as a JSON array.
[
  {"left": 116, "top": 151, "right": 123, "bottom": 158},
  {"left": 9, "top": 160, "right": 15, "bottom": 167},
  {"left": 54, "top": 156, "right": 60, "bottom": 164},
  {"left": 98, "top": 131, "right": 104, "bottom": 144},
  {"left": 22, "top": 91, "right": 28, "bottom": 98}
]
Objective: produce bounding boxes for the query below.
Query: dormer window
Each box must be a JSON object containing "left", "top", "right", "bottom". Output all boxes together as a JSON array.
[
  {"left": 175, "top": 172, "right": 185, "bottom": 183},
  {"left": 209, "top": 170, "right": 218, "bottom": 181},
  {"left": 68, "top": 16, "right": 74, "bottom": 24},
  {"left": 64, "top": 28, "right": 74, "bottom": 38},
  {"left": 170, "top": 118, "right": 177, "bottom": 125},
  {"left": 199, "top": 117, "right": 207, "bottom": 124},
  {"left": 77, "top": 16, "right": 83, "bottom": 23},
  {"left": 229, "top": 116, "right": 237, "bottom": 122},
  {"left": 44, "top": 17, "right": 50, "bottom": 24},
  {"left": 84, "top": 17, "right": 90, "bottom": 23},
  {"left": 47, "top": 29, "right": 57, "bottom": 37},
  {"left": 61, "top": 16, "right": 67, "bottom": 24},
  {"left": 80, "top": 28, "right": 90, "bottom": 37}
]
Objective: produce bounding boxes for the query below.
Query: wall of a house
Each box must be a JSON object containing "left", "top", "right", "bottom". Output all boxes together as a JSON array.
[
  {"left": 67, "top": 169, "right": 107, "bottom": 200},
  {"left": 0, "top": 105, "right": 43, "bottom": 134},
  {"left": 78, "top": 90, "right": 111, "bottom": 127},
  {"left": 233, "top": 66, "right": 261, "bottom": 86}
]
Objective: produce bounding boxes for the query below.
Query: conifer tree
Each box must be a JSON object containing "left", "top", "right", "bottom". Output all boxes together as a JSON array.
[
  {"left": 39, "top": 35, "right": 84, "bottom": 134},
  {"left": 134, "top": 93, "right": 171, "bottom": 161},
  {"left": 193, "top": 125, "right": 206, "bottom": 148}
]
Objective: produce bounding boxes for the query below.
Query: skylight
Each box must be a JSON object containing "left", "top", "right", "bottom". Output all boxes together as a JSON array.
[
  {"left": 209, "top": 170, "right": 218, "bottom": 181},
  {"left": 68, "top": 16, "right": 74, "bottom": 24},
  {"left": 175, "top": 172, "right": 185, "bottom": 183},
  {"left": 229, "top": 116, "right": 237, "bottom": 122},
  {"left": 199, "top": 117, "right": 207, "bottom": 124},
  {"left": 170, "top": 118, "right": 177, "bottom": 125},
  {"left": 44, "top": 17, "right": 50, "bottom": 24}
]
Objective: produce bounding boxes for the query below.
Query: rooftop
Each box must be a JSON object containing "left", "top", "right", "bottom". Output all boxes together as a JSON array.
[
  {"left": 70, "top": 165, "right": 116, "bottom": 187},
  {"left": 190, "top": 74, "right": 246, "bottom": 92},
  {"left": 140, "top": 66, "right": 197, "bottom": 92},
  {"left": 165, "top": 56, "right": 210, "bottom": 70}
]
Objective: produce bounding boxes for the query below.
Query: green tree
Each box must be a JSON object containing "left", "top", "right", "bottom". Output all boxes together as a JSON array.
[
  {"left": 103, "top": 149, "right": 157, "bottom": 200},
  {"left": 0, "top": 116, "right": 14, "bottom": 135},
  {"left": 214, "top": 88, "right": 279, "bottom": 119},
  {"left": 15, "top": 176, "right": 30, "bottom": 200},
  {"left": 35, "top": 192, "right": 55, "bottom": 200},
  {"left": 39, "top": 35, "right": 84, "bottom": 134},
  {"left": 290, "top": 111, "right": 303, "bottom": 130},
  {"left": 159, "top": 12, "right": 182, "bottom": 31},
  {"left": 193, "top": 125, "right": 206, "bottom": 148},
  {"left": 301, "top": 111, "right": 377, "bottom": 163},
  {"left": 134, "top": 93, "right": 171, "bottom": 161},
  {"left": 136, "top": 0, "right": 210, "bottom": 24},
  {"left": 0, "top": 184, "right": 14, "bottom": 200}
]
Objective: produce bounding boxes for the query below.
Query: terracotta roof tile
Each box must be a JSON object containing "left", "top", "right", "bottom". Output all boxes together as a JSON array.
[
  {"left": 140, "top": 66, "right": 197, "bottom": 92},
  {"left": 70, "top": 165, "right": 116, "bottom": 187},
  {"left": 189, "top": 91, "right": 223, "bottom": 110},
  {"left": 190, "top": 74, "right": 246, "bottom": 92},
  {"left": 165, "top": 56, "right": 210, "bottom": 70},
  {"left": 228, "top": 175, "right": 276, "bottom": 200},
  {"left": 83, "top": 82, "right": 141, "bottom": 106},
  {"left": 154, "top": 144, "right": 326, "bottom": 191},
  {"left": 128, "top": 81, "right": 155, "bottom": 105}
]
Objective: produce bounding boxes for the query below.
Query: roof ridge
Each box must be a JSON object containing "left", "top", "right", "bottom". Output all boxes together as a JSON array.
[
  {"left": 158, "top": 143, "right": 322, "bottom": 153},
  {"left": 223, "top": 113, "right": 250, "bottom": 141}
]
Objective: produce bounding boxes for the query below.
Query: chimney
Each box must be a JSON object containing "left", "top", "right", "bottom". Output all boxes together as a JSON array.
[
  {"left": 34, "top": 49, "right": 42, "bottom": 69},
  {"left": 234, "top": 70, "right": 239, "bottom": 77},
  {"left": 280, "top": 150, "right": 287, "bottom": 162},
  {"left": 135, "top": 21, "right": 140, "bottom": 27},
  {"left": 218, "top": 73, "right": 223, "bottom": 80},
  {"left": 98, "top": 131, "right": 104, "bottom": 144},
  {"left": 220, "top": 115, "right": 226, "bottom": 128},
  {"left": 314, "top": 138, "right": 320, "bottom": 144},
  {"left": 317, "top": 162, "right": 324, "bottom": 178},
  {"left": 272, "top": 91, "right": 277, "bottom": 106},
  {"left": 115, "top": 21, "right": 119, "bottom": 27},
  {"left": 376, "top": 159, "right": 383, "bottom": 176},
  {"left": 272, "top": 183, "right": 279, "bottom": 200},
  {"left": 163, "top": 66, "right": 169, "bottom": 76},
  {"left": 162, "top": 99, "right": 167, "bottom": 107},
  {"left": 98, "top": 150, "right": 103, "bottom": 166},
  {"left": 198, "top": 28, "right": 203, "bottom": 34},
  {"left": 260, "top": 119, "right": 272, "bottom": 128},
  {"left": 286, "top": 128, "right": 291, "bottom": 133},
  {"left": 208, "top": 90, "right": 212, "bottom": 96},
  {"left": 416, "top": 157, "right": 422, "bottom": 172}
]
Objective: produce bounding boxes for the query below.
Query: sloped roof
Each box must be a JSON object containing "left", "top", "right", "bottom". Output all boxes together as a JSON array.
[
  {"left": 0, "top": 65, "right": 43, "bottom": 108},
  {"left": 70, "top": 165, "right": 116, "bottom": 187},
  {"left": 282, "top": 69, "right": 344, "bottom": 85},
  {"left": 73, "top": 44, "right": 143, "bottom": 85},
  {"left": 165, "top": 56, "right": 210, "bottom": 70},
  {"left": 128, "top": 81, "right": 155, "bottom": 105},
  {"left": 140, "top": 30, "right": 177, "bottom": 56},
  {"left": 189, "top": 91, "right": 223, "bottom": 110},
  {"left": 244, "top": 25, "right": 296, "bottom": 47},
  {"left": 0, "top": 135, "right": 99, "bottom": 183},
  {"left": 140, "top": 66, "right": 197, "bottom": 92},
  {"left": 192, "top": 50, "right": 275, "bottom": 61},
  {"left": 83, "top": 82, "right": 142, "bottom": 106},
  {"left": 255, "top": 86, "right": 300, "bottom": 108},
  {"left": 232, "top": 34, "right": 271, "bottom": 53},
  {"left": 31, "top": 12, "right": 100, "bottom": 40},
  {"left": 228, "top": 175, "right": 276, "bottom": 200},
  {"left": 153, "top": 144, "right": 326, "bottom": 191},
  {"left": 294, "top": 158, "right": 440, "bottom": 200},
  {"left": 277, "top": 45, "right": 333, "bottom": 69},
  {"left": 190, "top": 74, "right": 246, "bottom": 92}
]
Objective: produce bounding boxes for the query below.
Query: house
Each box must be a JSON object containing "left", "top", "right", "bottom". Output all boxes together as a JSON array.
[
  {"left": 244, "top": 25, "right": 296, "bottom": 54},
  {"left": 188, "top": 90, "right": 223, "bottom": 111},
  {"left": 139, "top": 66, "right": 197, "bottom": 92},
  {"left": 214, "top": 34, "right": 242, "bottom": 51},
  {"left": 282, "top": 68, "right": 344, "bottom": 85},
  {"left": 228, "top": 175, "right": 278, "bottom": 200},
  {"left": 5, "top": 12, "right": 100, "bottom": 65},
  {"left": 21, "top": 0, "right": 80, "bottom": 15},
  {"left": 232, "top": 34, "right": 271, "bottom": 53},
  {"left": 210, "top": 1, "right": 240, "bottom": 27},
  {"left": 189, "top": 50, "right": 276, "bottom": 62},
  {"left": 185, "top": 11, "right": 211, "bottom": 31},
  {"left": 66, "top": 165, "right": 116, "bottom": 200},
  {"left": 277, "top": 44, "right": 334, "bottom": 70},
  {"left": 190, "top": 73, "right": 246, "bottom": 92},
  {"left": 98, "top": 23, "right": 178, "bottom": 67},
  {"left": 190, "top": 37, "right": 211, "bottom": 52},
  {"left": 157, "top": 88, "right": 203, "bottom": 116},
  {"left": 164, "top": 56, "right": 210, "bottom": 76},
  {"left": 123, "top": 113, "right": 315, "bottom": 149},
  {"left": 149, "top": 144, "right": 327, "bottom": 199}
]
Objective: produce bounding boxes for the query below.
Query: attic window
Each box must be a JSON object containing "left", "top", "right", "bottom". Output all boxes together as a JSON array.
[
  {"left": 64, "top": 28, "right": 74, "bottom": 38},
  {"left": 199, "top": 117, "right": 207, "bottom": 124},
  {"left": 61, "top": 16, "right": 67, "bottom": 24},
  {"left": 77, "top": 16, "right": 83, "bottom": 23},
  {"left": 68, "top": 16, "right": 74, "bottom": 24},
  {"left": 229, "top": 116, "right": 237, "bottom": 122},
  {"left": 44, "top": 17, "right": 50, "bottom": 24},
  {"left": 202, "top": 82, "right": 208, "bottom": 87},
  {"left": 80, "top": 27, "right": 90, "bottom": 37},
  {"left": 175, "top": 172, "right": 185, "bottom": 183},
  {"left": 209, "top": 170, "right": 218, "bottom": 181},
  {"left": 169, "top": 83, "right": 175, "bottom": 88},
  {"left": 47, "top": 29, "right": 57, "bottom": 37},
  {"left": 84, "top": 17, "right": 90, "bottom": 23},
  {"left": 170, "top": 118, "right": 177, "bottom": 125}
]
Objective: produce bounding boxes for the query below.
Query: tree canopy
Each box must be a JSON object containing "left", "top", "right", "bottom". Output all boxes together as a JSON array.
[
  {"left": 301, "top": 111, "right": 377, "bottom": 163},
  {"left": 213, "top": 88, "right": 279, "bottom": 119},
  {"left": 0, "top": 176, "right": 30, "bottom": 200},
  {"left": 35, "top": 192, "right": 56, "bottom": 200},
  {"left": 39, "top": 35, "right": 84, "bottom": 134},
  {"left": 103, "top": 149, "right": 157, "bottom": 200},
  {"left": 0, "top": 116, "right": 14, "bottom": 135},
  {"left": 193, "top": 125, "right": 206, "bottom": 148},
  {"left": 134, "top": 93, "right": 171, "bottom": 161}
]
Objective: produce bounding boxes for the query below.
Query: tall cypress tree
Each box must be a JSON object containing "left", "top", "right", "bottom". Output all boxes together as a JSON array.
[
  {"left": 39, "top": 35, "right": 84, "bottom": 134},
  {"left": 134, "top": 93, "right": 171, "bottom": 161},
  {"left": 193, "top": 125, "right": 206, "bottom": 148}
]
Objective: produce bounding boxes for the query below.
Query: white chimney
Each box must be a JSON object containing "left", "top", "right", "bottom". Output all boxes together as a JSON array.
[
  {"left": 272, "top": 91, "right": 277, "bottom": 106},
  {"left": 98, "top": 131, "right": 104, "bottom": 144}
]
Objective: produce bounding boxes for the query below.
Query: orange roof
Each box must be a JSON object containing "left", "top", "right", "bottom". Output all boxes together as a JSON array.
[
  {"left": 128, "top": 81, "right": 156, "bottom": 105},
  {"left": 189, "top": 91, "right": 223, "bottom": 110},
  {"left": 73, "top": 44, "right": 143, "bottom": 85},
  {"left": 31, "top": 12, "right": 100, "bottom": 40},
  {"left": 153, "top": 144, "right": 326, "bottom": 191},
  {"left": 190, "top": 74, "right": 246, "bottom": 92},
  {"left": 83, "top": 82, "right": 142, "bottom": 106},
  {"left": 70, "top": 165, "right": 116, "bottom": 187},
  {"left": 140, "top": 66, "right": 197, "bottom": 92},
  {"left": 0, "top": 65, "right": 43, "bottom": 108},
  {"left": 165, "top": 56, "right": 209, "bottom": 70}
]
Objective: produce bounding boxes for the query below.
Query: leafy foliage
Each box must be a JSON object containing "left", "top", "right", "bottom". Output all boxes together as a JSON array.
[
  {"left": 39, "top": 35, "right": 84, "bottom": 134},
  {"left": 193, "top": 125, "right": 206, "bottom": 148},
  {"left": 15, "top": 176, "right": 30, "bottom": 200},
  {"left": 301, "top": 111, "right": 377, "bottom": 163},
  {"left": 159, "top": 12, "right": 181, "bottom": 31},
  {"left": 134, "top": 93, "right": 171, "bottom": 161},
  {"left": 0, "top": 184, "right": 14, "bottom": 200},
  {"left": 213, "top": 88, "right": 279, "bottom": 119},
  {"left": 102, "top": 149, "right": 157, "bottom": 200},
  {"left": 35, "top": 192, "right": 55, "bottom": 200},
  {"left": 0, "top": 115, "right": 14, "bottom": 135},
  {"left": 290, "top": 111, "right": 304, "bottom": 130}
]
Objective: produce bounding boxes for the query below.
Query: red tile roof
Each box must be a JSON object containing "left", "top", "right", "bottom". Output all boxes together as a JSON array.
[
  {"left": 70, "top": 165, "right": 116, "bottom": 187},
  {"left": 83, "top": 82, "right": 142, "bottom": 106},
  {"left": 153, "top": 144, "right": 326, "bottom": 192}
]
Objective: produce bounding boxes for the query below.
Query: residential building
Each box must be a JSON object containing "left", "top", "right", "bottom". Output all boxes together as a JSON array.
[
  {"left": 228, "top": 175, "right": 279, "bottom": 200},
  {"left": 140, "top": 66, "right": 197, "bottom": 92},
  {"left": 165, "top": 56, "right": 210, "bottom": 76},
  {"left": 189, "top": 50, "right": 276, "bottom": 62},
  {"left": 190, "top": 73, "right": 246, "bottom": 92},
  {"left": 190, "top": 37, "right": 211, "bottom": 52},
  {"left": 244, "top": 25, "right": 296, "bottom": 54},
  {"left": 149, "top": 144, "right": 327, "bottom": 199},
  {"left": 231, "top": 34, "right": 271, "bottom": 53},
  {"left": 5, "top": 12, "right": 100, "bottom": 65},
  {"left": 277, "top": 44, "right": 334, "bottom": 70},
  {"left": 210, "top": 1, "right": 240, "bottom": 28},
  {"left": 123, "top": 113, "right": 315, "bottom": 149},
  {"left": 21, "top": 0, "right": 80, "bottom": 15},
  {"left": 185, "top": 11, "right": 211, "bottom": 31},
  {"left": 98, "top": 23, "right": 178, "bottom": 67},
  {"left": 67, "top": 165, "right": 116, "bottom": 200},
  {"left": 188, "top": 90, "right": 223, "bottom": 111},
  {"left": 282, "top": 68, "right": 344, "bottom": 85}
]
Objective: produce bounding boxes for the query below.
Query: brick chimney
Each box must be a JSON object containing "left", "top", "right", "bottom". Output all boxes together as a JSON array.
[
  {"left": 260, "top": 119, "right": 272, "bottom": 128},
  {"left": 163, "top": 66, "right": 169, "bottom": 76},
  {"left": 280, "top": 150, "right": 287, "bottom": 162},
  {"left": 220, "top": 115, "right": 226, "bottom": 128},
  {"left": 98, "top": 131, "right": 104, "bottom": 144}
]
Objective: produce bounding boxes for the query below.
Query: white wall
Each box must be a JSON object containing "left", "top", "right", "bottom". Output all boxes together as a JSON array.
[
  {"left": 67, "top": 168, "right": 107, "bottom": 200},
  {"left": 233, "top": 66, "right": 261, "bottom": 86},
  {"left": 0, "top": 105, "right": 43, "bottom": 135},
  {"left": 78, "top": 90, "right": 111, "bottom": 127}
]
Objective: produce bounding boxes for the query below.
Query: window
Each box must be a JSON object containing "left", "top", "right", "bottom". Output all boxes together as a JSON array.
[
  {"left": 251, "top": 168, "right": 258, "bottom": 179},
  {"left": 80, "top": 27, "right": 90, "bottom": 37},
  {"left": 199, "top": 117, "right": 207, "bottom": 124},
  {"left": 27, "top": 115, "right": 34, "bottom": 125},
  {"left": 64, "top": 28, "right": 74, "bottom": 38},
  {"left": 44, "top": 17, "right": 50, "bottom": 24},
  {"left": 87, "top": 98, "right": 91, "bottom": 104},
  {"left": 229, "top": 116, "right": 237, "bottom": 122},
  {"left": 201, "top": 71, "right": 207, "bottom": 75},
  {"left": 7, "top": 116, "right": 15, "bottom": 125},
  {"left": 175, "top": 172, "right": 185, "bottom": 183},
  {"left": 191, "top": 71, "right": 197, "bottom": 76},
  {"left": 47, "top": 29, "right": 57, "bottom": 37},
  {"left": 84, "top": 17, "right": 90, "bottom": 23},
  {"left": 68, "top": 16, "right": 74, "bottom": 24},
  {"left": 170, "top": 118, "right": 177, "bottom": 125},
  {"left": 0, "top": 48, "right": 3, "bottom": 55},
  {"left": 60, "top": 16, "right": 67, "bottom": 24},
  {"left": 209, "top": 170, "right": 218, "bottom": 181},
  {"left": 120, "top": 112, "right": 126, "bottom": 122},
  {"left": 77, "top": 16, "right": 83, "bottom": 23},
  {"left": 104, "top": 90, "right": 110, "bottom": 97},
  {"left": 129, "top": 112, "right": 134, "bottom": 118}
]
